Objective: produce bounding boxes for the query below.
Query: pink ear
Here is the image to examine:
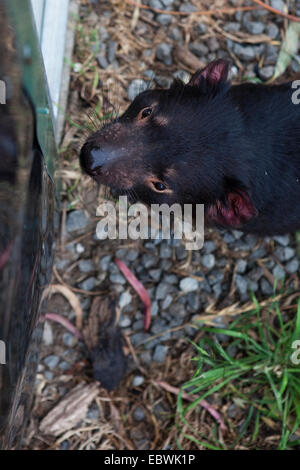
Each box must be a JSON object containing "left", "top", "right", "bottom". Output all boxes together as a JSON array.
[
  {"left": 206, "top": 191, "right": 257, "bottom": 227},
  {"left": 188, "top": 59, "right": 231, "bottom": 88}
]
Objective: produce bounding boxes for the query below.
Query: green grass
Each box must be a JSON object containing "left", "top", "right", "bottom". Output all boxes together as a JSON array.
[{"left": 177, "top": 296, "right": 300, "bottom": 450}]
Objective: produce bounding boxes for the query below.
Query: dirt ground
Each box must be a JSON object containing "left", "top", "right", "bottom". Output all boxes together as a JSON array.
[{"left": 24, "top": 0, "right": 300, "bottom": 450}]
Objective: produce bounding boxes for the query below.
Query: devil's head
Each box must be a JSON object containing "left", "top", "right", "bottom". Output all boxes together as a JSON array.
[{"left": 80, "top": 59, "right": 257, "bottom": 228}]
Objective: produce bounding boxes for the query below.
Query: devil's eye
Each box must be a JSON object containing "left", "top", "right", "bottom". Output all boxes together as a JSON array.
[
  {"left": 153, "top": 181, "right": 167, "bottom": 191},
  {"left": 141, "top": 107, "right": 152, "bottom": 119}
]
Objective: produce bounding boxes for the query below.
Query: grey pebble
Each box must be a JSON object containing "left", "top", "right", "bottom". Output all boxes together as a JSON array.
[
  {"left": 161, "top": 294, "right": 173, "bottom": 310},
  {"left": 78, "top": 259, "right": 94, "bottom": 273},
  {"left": 110, "top": 273, "right": 126, "bottom": 285},
  {"left": 133, "top": 406, "right": 146, "bottom": 422},
  {"left": 79, "top": 277, "right": 96, "bottom": 291},
  {"left": 169, "top": 27, "right": 183, "bottom": 42},
  {"left": 274, "top": 235, "right": 290, "bottom": 246},
  {"left": 201, "top": 254, "right": 215, "bottom": 270},
  {"left": 155, "top": 43, "right": 173, "bottom": 66},
  {"left": 245, "top": 21, "right": 264, "bottom": 35},
  {"left": 43, "top": 321, "right": 53, "bottom": 346},
  {"left": 44, "top": 355, "right": 59, "bottom": 370},
  {"left": 153, "top": 345, "right": 169, "bottom": 363},
  {"left": 128, "top": 79, "right": 148, "bottom": 101},
  {"left": 132, "top": 376, "right": 145, "bottom": 387},
  {"left": 273, "top": 265, "right": 285, "bottom": 280},
  {"left": 149, "top": 269, "right": 162, "bottom": 281},
  {"left": 142, "top": 253, "right": 157, "bottom": 269},
  {"left": 119, "top": 291, "right": 132, "bottom": 309},
  {"left": 235, "top": 274, "right": 248, "bottom": 296},
  {"left": 189, "top": 42, "right": 209, "bottom": 57},
  {"left": 179, "top": 2, "right": 196, "bottom": 13},
  {"left": 99, "top": 255, "right": 111, "bottom": 271},
  {"left": 286, "top": 259, "right": 299, "bottom": 274},
  {"left": 66, "top": 210, "right": 89, "bottom": 233},
  {"left": 156, "top": 282, "right": 172, "bottom": 300},
  {"left": 97, "top": 54, "right": 108, "bottom": 69},
  {"left": 157, "top": 14, "right": 172, "bottom": 26},
  {"left": 259, "top": 66, "right": 275, "bottom": 80},
  {"left": 63, "top": 332, "right": 77, "bottom": 348},
  {"left": 236, "top": 259, "right": 247, "bottom": 274},
  {"left": 107, "top": 41, "right": 117, "bottom": 63},
  {"left": 119, "top": 315, "right": 132, "bottom": 328},
  {"left": 179, "top": 277, "right": 198, "bottom": 293},
  {"left": 270, "top": 0, "right": 285, "bottom": 11},
  {"left": 260, "top": 278, "right": 273, "bottom": 295}
]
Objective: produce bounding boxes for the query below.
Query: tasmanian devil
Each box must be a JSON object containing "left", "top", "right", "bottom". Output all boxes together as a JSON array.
[{"left": 80, "top": 59, "right": 300, "bottom": 236}]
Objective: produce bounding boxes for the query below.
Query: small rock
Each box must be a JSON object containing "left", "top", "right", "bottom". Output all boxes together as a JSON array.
[
  {"left": 78, "top": 259, "right": 94, "bottom": 273},
  {"left": 153, "top": 345, "right": 168, "bottom": 363},
  {"left": 286, "top": 259, "right": 299, "bottom": 274},
  {"left": 161, "top": 294, "right": 173, "bottom": 310},
  {"left": 149, "top": 0, "right": 163, "bottom": 7},
  {"left": 274, "top": 235, "right": 290, "bottom": 246},
  {"left": 204, "top": 241, "right": 216, "bottom": 254},
  {"left": 207, "top": 37, "right": 220, "bottom": 52},
  {"left": 274, "top": 246, "right": 295, "bottom": 262},
  {"left": 189, "top": 42, "right": 209, "bottom": 57},
  {"left": 119, "top": 315, "right": 132, "bottom": 328},
  {"left": 98, "top": 25, "right": 109, "bottom": 40},
  {"left": 201, "top": 254, "right": 215, "bottom": 270},
  {"left": 157, "top": 14, "right": 172, "bottom": 26},
  {"left": 133, "top": 406, "right": 146, "bottom": 422},
  {"left": 132, "top": 376, "right": 145, "bottom": 387},
  {"left": 87, "top": 404, "right": 100, "bottom": 421},
  {"left": 149, "top": 269, "right": 162, "bottom": 281},
  {"left": 233, "top": 44, "right": 258, "bottom": 61},
  {"left": 109, "top": 273, "right": 126, "bottom": 284},
  {"left": 259, "top": 66, "right": 275, "bottom": 80},
  {"left": 223, "top": 22, "right": 241, "bottom": 32},
  {"left": 119, "top": 291, "right": 132, "bottom": 309},
  {"left": 179, "top": 277, "right": 198, "bottom": 293},
  {"left": 265, "top": 23, "right": 279, "bottom": 39},
  {"left": 273, "top": 265, "right": 285, "bottom": 280},
  {"left": 76, "top": 243, "right": 85, "bottom": 254},
  {"left": 270, "top": 0, "right": 285, "bottom": 11},
  {"left": 44, "top": 355, "right": 59, "bottom": 370},
  {"left": 142, "top": 253, "right": 157, "bottom": 269},
  {"left": 163, "top": 274, "right": 178, "bottom": 285},
  {"left": 236, "top": 259, "right": 247, "bottom": 274},
  {"left": 260, "top": 278, "right": 273, "bottom": 295},
  {"left": 99, "top": 255, "right": 111, "bottom": 271},
  {"left": 173, "top": 69, "right": 190, "bottom": 83},
  {"left": 151, "top": 301, "right": 159, "bottom": 317},
  {"left": 43, "top": 321, "right": 53, "bottom": 346},
  {"left": 97, "top": 54, "right": 108, "bottom": 69},
  {"left": 179, "top": 2, "right": 197, "bottom": 13},
  {"left": 169, "top": 27, "right": 183, "bottom": 42},
  {"left": 128, "top": 79, "right": 148, "bottom": 101},
  {"left": 235, "top": 274, "right": 248, "bottom": 296},
  {"left": 156, "top": 282, "right": 172, "bottom": 300},
  {"left": 63, "top": 332, "right": 77, "bottom": 348},
  {"left": 79, "top": 277, "right": 96, "bottom": 291},
  {"left": 66, "top": 210, "right": 89, "bottom": 233},
  {"left": 160, "top": 242, "right": 172, "bottom": 259},
  {"left": 155, "top": 43, "right": 173, "bottom": 66},
  {"left": 107, "top": 41, "right": 117, "bottom": 63},
  {"left": 245, "top": 21, "right": 264, "bottom": 35}
]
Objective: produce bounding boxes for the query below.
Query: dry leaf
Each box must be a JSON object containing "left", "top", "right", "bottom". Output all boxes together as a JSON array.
[{"left": 39, "top": 382, "right": 99, "bottom": 436}]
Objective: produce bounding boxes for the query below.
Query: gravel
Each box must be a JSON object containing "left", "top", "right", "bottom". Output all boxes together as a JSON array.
[
  {"left": 179, "top": 277, "right": 198, "bottom": 293},
  {"left": 127, "top": 79, "right": 148, "bottom": 101},
  {"left": 66, "top": 210, "right": 89, "bottom": 233},
  {"left": 155, "top": 43, "right": 173, "bottom": 66}
]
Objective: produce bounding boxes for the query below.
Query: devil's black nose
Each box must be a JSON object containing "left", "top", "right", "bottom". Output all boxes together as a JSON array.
[{"left": 80, "top": 142, "right": 109, "bottom": 176}]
